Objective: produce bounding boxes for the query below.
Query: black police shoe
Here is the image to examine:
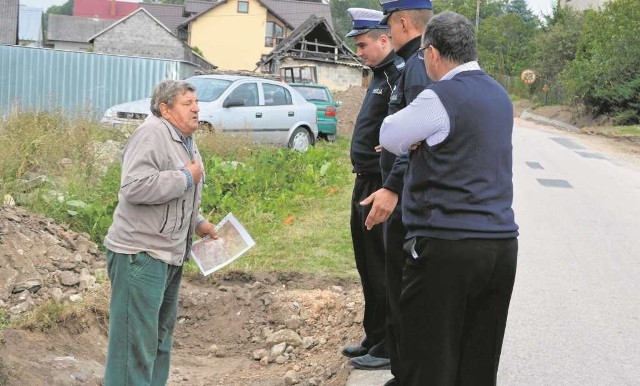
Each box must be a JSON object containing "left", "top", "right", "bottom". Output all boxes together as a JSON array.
[
  {"left": 349, "top": 354, "right": 391, "bottom": 370},
  {"left": 383, "top": 377, "right": 399, "bottom": 386},
  {"left": 341, "top": 343, "right": 370, "bottom": 358}
]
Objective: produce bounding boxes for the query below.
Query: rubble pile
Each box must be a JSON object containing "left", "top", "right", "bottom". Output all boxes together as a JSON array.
[{"left": 0, "top": 205, "right": 106, "bottom": 318}]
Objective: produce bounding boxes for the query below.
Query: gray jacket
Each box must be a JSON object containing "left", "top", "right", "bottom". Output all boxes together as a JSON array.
[{"left": 104, "top": 115, "right": 205, "bottom": 266}]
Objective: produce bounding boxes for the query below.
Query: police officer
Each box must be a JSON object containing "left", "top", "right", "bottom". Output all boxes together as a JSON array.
[
  {"left": 380, "top": 11, "right": 519, "bottom": 386},
  {"left": 358, "top": 0, "right": 433, "bottom": 384},
  {"left": 341, "top": 8, "right": 404, "bottom": 371}
]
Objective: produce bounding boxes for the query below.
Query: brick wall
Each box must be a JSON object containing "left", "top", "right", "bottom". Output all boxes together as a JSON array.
[{"left": 93, "top": 10, "right": 185, "bottom": 61}]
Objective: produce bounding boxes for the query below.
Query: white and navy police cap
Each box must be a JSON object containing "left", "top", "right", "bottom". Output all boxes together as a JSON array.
[
  {"left": 379, "top": 0, "right": 433, "bottom": 25},
  {"left": 345, "top": 8, "right": 386, "bottom": 38}
]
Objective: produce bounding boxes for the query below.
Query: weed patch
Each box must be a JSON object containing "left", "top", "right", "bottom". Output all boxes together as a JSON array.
[{"left": 1, "top": 111, "right": 356, "bottom": 276}]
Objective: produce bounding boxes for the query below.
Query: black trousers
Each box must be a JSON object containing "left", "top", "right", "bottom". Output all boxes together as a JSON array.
[
  {"left": 351, "top": 174, "right": 387, "bottom": 349},
  {"left": 384, "top": 204, "right": 407, "bottom": 376},
  {"left": 400, "top": 237, "right": 518, "bottom": 386}
]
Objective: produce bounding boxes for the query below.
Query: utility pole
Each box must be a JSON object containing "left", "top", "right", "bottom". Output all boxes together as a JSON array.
[{"left": 475, "top": 0, "right": 480, "bottom": 33}]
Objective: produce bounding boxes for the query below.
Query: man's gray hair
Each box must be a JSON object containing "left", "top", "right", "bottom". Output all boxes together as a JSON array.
[
  {"left": 150, "top": 80, "right": 196, "bottom": 117},
  {"left": 422, "top": 11, "right": 476, "bottom": 65}
]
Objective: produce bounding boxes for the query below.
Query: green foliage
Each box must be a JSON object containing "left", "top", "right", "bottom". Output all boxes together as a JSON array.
[
  {"left": 561, "top": 0, "right": 640, "bottom": 123},
  {"left": 506, "top": 0, "right": 536, "bottom": 25},
  {"left": 46, "top": 0, "right": 73, "bottom": 16},
  {"left": 16, "top": 296, "right": 110, "bottom": 331},
  {"left": 530, "top": 6, "right": 583, "bottom": 103},
  {"left": 434, "top": 0, "right": 508, "bottom": 20},
  {"left": 0, "top": 111, "right": 126, "bottom": 244},
  {"left": 198, "top": 139, "right": 351, "bottom": 236},
  {"left": 194, "top": 136, "right": 355, "bottom": 275},
  {"left": 0, "top": 111, "right": 355, "bottom": 275},
  {"left": 478, "top": 13, "right": 537, "bottom": 78}
]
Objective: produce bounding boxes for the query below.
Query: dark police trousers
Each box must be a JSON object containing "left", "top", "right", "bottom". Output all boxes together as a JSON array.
[
  {"left": 399, "top": 237, "right": 518, "bottom": 386},
  {"left": 384, "top": 203, "right": 407, "bottom": 379},
  {"left": 351, "top": 173, "right": 387, "bottom": 350}
]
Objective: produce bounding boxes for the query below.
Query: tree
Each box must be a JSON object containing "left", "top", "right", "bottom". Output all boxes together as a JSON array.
[
  {"left": 506, "top": 0, "right": 536, "bottom": 26},
  {"left": 561, "top": 0, "right": 640, "bottom": 123},
  {"left": 46, "top": 0, "right": 73, "bottom": 16},
  {"left": 434, "top": 0, "right": 508, "bottom": 21},
  {"left": 478, "top": 13, "right": 536, "bottom": 79},
  {"left": 532, "top": 5, "right": 583, "bottom": 93}
]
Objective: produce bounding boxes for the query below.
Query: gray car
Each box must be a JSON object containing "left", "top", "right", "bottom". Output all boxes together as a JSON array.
[{"left": 101, "top": 75, "right": 319, "bottom": 151}]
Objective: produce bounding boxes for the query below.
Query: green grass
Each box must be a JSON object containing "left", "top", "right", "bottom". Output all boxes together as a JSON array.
[
  {"left": 187, "top": 136, "right": 357, "bottom": 278},
  {"left": 611, "top": 125, "right": 640, "bottom": 137},
  {"left": 1, "top": 111, "right": 358, "bottom": 280}
]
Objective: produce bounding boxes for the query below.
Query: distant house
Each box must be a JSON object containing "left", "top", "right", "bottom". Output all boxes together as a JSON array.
[
  {"left": 257, "top": 15, "right": 362, "bottom": 91},
  {"left": 560, "top": 0, "right": 608, "bottom": 11},
  {"left": 0, "top": 0, "right": 19, "bottom": 45},
  {"left": 88, "top": 8, "right": 215, "bottom": 69},
  {"left": 47, "top": 14, "right": 112, "bottom": 51},
  {"left": 140, "top": 0, "right": 214, "bottom": 36},
  {"left": 18, "top": 5, "right": 43, "bottom": 47},
  {"left": 178, "top": 0, "right": 333, "bottom": 71},
  {"left": 73, "top": 0, "right": 138, "bottom": 19}
]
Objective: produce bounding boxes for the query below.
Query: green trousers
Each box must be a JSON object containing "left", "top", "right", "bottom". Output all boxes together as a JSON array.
[{"left": 104, "top": 250, "right": 183, "bottom": 386}]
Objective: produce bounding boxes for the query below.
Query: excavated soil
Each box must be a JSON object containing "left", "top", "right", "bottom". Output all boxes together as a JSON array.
[{"left": 0, "top": 204, "right": 366, "bottom": 386}]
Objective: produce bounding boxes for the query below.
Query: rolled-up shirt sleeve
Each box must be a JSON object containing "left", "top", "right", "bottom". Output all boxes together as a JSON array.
[{"left": 380, "top": 88, "right": 450, "bottom": 155}]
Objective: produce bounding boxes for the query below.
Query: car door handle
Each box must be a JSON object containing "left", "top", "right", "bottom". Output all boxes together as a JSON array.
[
  {"left": 288, "top": 111, "right": 294, "bottom": 117},
  {"left": 256, "top": 112, "right": 262, "bottom": 118}
]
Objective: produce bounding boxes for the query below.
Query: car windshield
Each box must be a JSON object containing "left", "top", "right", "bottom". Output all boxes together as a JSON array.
[
  {"left": 187, "top": 77, "right": 233, "bottom": 102},
  {"left": 291, "top": 86, "right": 329, "bottom": 102}
]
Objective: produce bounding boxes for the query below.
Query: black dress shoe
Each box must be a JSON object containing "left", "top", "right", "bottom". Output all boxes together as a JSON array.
[
  {"left": 383, "top": 377, "right": 399, "bottom": 386},
  {"left": 350, "top": 354, "right": 391, "bottom": 370},
  {"left": 341, "top": 343, "right": 370, "bottom": 358}
]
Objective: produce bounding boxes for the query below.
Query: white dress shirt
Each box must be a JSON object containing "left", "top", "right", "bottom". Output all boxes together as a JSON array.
[{"left": 380, "top": 61, "right": 482, "bottom": 155}]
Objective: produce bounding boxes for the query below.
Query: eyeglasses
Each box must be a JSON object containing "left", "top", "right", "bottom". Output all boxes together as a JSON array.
[
  {"left": 417, "top": 46, "right": 427, "bottom": 60},
  {"left": 417, "top": 45, "right": 438, "bottom": 60},
  {"left": 417, "top": 44, "right": 435, "bottom": 60}
]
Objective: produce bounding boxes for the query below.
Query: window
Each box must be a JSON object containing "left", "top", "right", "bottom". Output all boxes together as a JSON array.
[
  {"left": 265, "top": 21, "right": 284, "bottom": 47},
  {"left": 237, "top": 1, "right": 248, "bottom": 13},
  {"left": 280, "top": 66, "right": 317, "bottom": 83},
  {"left": 188, "top": 78, "right": 232, "bottom": 102},
  {"left": 263, "top": 83, "right": 292, "bottom": 106},
  {"left": 227, "top": 83, "right": 258, "bottom": 106},
  {"left": 291, "top": 86, "right": 328, "bottom": 102}
]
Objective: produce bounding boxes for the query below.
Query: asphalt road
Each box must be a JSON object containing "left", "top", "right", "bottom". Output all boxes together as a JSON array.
[{"left": 347, "top": 119, "right": 640, "bottom": 385}]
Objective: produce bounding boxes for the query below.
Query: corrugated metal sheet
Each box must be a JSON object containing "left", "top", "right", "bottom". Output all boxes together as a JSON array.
[{"left": 0, "top": 45, "right": 197, "bottom": 118}]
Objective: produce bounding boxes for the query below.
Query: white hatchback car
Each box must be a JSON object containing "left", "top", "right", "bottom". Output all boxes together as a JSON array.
[{"left": 101, "top": 75, "right": 319, "bottom": 151}]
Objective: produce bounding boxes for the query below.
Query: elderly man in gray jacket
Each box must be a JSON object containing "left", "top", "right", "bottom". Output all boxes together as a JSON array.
[{"left": 103, "top": 79, "right": 217, "bottom": 386}]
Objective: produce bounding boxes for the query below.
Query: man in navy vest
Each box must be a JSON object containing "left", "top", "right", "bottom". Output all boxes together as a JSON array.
[
  {"left": 357, "top": 0, "right": 432, "bottom": 383},
  {"left": 380, "top": 11, "right": 519, "bottom": 386},
  {"left": 342, "top": 8, "right": 404, "bottom": 372}
]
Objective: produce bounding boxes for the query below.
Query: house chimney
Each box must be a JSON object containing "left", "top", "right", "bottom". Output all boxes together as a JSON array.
[{"left": 110, "top": 0, "right": 116, "bottom": 17}]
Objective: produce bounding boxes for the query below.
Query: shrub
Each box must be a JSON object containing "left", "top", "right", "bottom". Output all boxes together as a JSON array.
[{"left": 561, "top": 0, "right": 640, "bottom": 123}]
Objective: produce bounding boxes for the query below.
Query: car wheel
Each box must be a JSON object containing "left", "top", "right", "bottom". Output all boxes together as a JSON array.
[
  {"left": 288, "top": 127, "right": 312, "bottom": 152},
  {"left": 198, "top": 122, "right": 213, "bottom": 132},
  {"left": 324, "top": 134, "right": 336, "bottom": 142}
]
